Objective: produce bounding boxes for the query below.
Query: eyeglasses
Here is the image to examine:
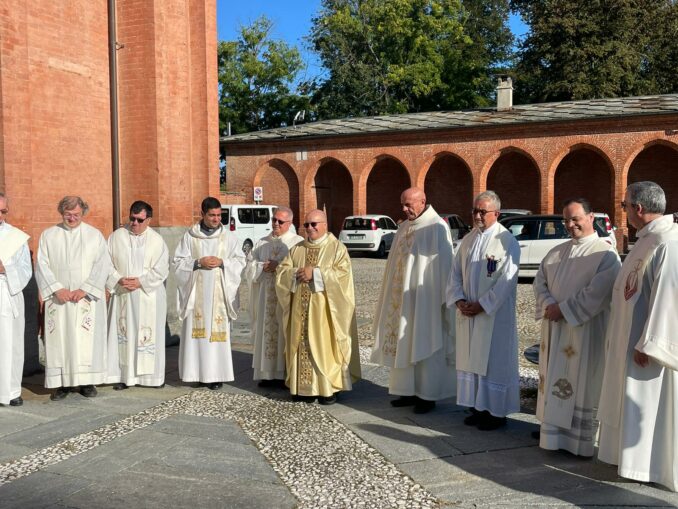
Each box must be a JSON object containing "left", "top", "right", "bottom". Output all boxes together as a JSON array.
[
  {"left": 129, "top": 216, "right": 147, "bottom": 224},
  {"left": 272, "top": 218, "right": 290, "bottom": 225},
  {"left": 63, "top": 213, "right": 81, "bottom": 220},
  {"left": 471, "top": 208, "right": 497, "bottom": 217},
  {"left": 620, "top": 201, "right": 636, "bottom": 210},
  {"left": 303, "top": 221, "right": 326, "bottom": 228},
  {"left": 562, "top": 216, "right": 585, "bottom": 225}
]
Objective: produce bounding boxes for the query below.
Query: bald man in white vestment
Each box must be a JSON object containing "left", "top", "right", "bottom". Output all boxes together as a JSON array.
[
  {"left": 533, "top": 198, "right": 620, "bottom": 456},
  {"left": 598, "top": 182, "right": 678, "bottom": 491},
  {"left": 372, "top": 188, "right": 456, "bottom": 414},
  {"left": 0, "top": 194, "right": 32, "bottom": 407}
]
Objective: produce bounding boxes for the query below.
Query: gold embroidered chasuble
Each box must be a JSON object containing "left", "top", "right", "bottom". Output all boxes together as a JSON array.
[{"left": 276, "top": 233, "right": 361, "bottom": 397}]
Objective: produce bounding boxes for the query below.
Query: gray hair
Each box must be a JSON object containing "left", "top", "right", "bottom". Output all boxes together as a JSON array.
[
  {"left": 627, "top": 181, "right": 666, "bottom": 214},
  {"left": 474, "top": 190, "right": 501, "bottom": 210},
  {"left": 57, "top": 196, "right": 89, "bottom": 215},
  {"left": 274, "top": 206, "right": 294, "bottom": 220}
]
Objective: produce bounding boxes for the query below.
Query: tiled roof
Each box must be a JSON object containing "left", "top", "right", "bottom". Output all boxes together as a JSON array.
[{"left": 221, "top": 94, "right": 678, "bottom": 144}]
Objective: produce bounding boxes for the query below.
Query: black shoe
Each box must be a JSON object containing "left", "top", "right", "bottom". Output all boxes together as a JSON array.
[
  {"left": 113, "top": 383, "right": 128, "bottom": 391},
  {"left": 9, "top": 397, "right": 23, "bottom": 406},
  {"left": 258, "top": 379, "right": 276, "bottom": 388},
  {"left": 207, "top": 382, "right": 223, "bottom": 391},
  {"left": 390, "top": 396, "right": 417, "bottom": 407},
  {"left": 477, "top": 415, "right": 507, "bottom": 431},
  {"left": 531, "top": 430, "right": 540, "bottom": 440},
  {"left": 463, "top": 408, "right": 488, "bottom": 426},
  {"left": 292, "top": 394, "right": 316, "bottom": 403},
  {"left": 318, "top": 394, "right": 337, "bottom": 405},
  {"left": 51, "top": 387, "right": 70, "bottom": 401},
  {"left": 80, "top": 385, "right": 98, "bottom": 398},
  {"left": 414, "top": 398, "right": 436, "bottom": 414}
]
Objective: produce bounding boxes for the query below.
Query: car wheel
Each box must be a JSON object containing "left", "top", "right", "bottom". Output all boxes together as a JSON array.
[
  {"left": 242, "top": 239, "right": 253, "bottom": 255},
  {"left": 376, "top": 241, "right": 386, "bottom": 258}
]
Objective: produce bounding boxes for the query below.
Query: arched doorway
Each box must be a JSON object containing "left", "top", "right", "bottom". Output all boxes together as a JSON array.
[
  {"left": 554, "top": 149, "right": 613, "bottom": 217},
  {"left": 314, "top": 160, "right": 353, "bottom": 235},
  {"left": 257, "top": 161, "right": 300, "bottom": 227},
  {"left": 424, "top": 154, "right": 473, "bottom": 221},
  {"left": 366, "top": 157, "right": 411, "bottom": 223},
  {"left": 627, "top": 143, "right": 678, "bottom": 239},
  {"left": 486, "top": 152, "right": 540, "bottom": 212}
]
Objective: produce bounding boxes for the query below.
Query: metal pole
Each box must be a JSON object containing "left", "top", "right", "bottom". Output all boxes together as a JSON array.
[{"left": 108, "top": 0, "right": 121, "bottom": 229}]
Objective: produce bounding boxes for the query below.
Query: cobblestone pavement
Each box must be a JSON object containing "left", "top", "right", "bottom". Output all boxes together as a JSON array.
[{"left": 2, "top": 255, "right": 678, "bottom": 508}]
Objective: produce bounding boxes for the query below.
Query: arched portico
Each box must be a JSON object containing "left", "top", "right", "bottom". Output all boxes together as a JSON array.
[
  {"left": 365, "top": 156, "right": 411, "bottom": 222},
  {"left": 485, "top": 151, "right": 541, "bottom": 212},
  {"left": 423, "top": 154, "right": 473, "bottom": 218},
  {"left": 314, "top": 159, "right": 353, "bottom": 235},
  {"left": 254, "top": 159, "right": 300, "bottom": 227},
  {"left": 553, "top": 147, "right": 614, "bottom": 216}
]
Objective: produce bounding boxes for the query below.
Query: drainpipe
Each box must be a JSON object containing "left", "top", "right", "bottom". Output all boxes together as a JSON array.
[{"left": 108, "top": 0, "right": 121, "bottom": 229}]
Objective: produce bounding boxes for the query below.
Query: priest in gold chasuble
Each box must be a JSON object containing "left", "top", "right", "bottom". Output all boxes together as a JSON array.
[{"left": 276, "top": 210, "right": 360, "bottom": 404}]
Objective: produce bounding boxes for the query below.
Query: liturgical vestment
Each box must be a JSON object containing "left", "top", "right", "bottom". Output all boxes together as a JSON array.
[
  {"left": 447, "top": 221, "right": 520, "bottom": 417},
  {"left": 371, "top": 205, "right": 456, "bottom": 400},
  {"left": 244, "top": 230, "right": 302, "bottom": 381},
  {"left": 36, "top": 222, "right": 111, "bottom": 388},
  {"left": 534, "top": 232, "right": 620, "bottom": 456},
  {"left": 173, "top": 223, "right": 245, "bottom": 384},
  {"left": 106, "top": 226, "right": 169, "bottom": 387},
  {"left": 598, "top": 215, "right": 678, "bottom": 491},
  {"left": 0, "top": 222, "right": 31, "bottom": 404},
  {"left": 276, "top": 233, "right": 361, "bottom": 397}
]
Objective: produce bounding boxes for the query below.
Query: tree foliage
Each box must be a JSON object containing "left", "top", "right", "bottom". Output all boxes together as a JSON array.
[
  {"left": 511, "top": 0, "right": 678, "bottom": 103},
  {"left": 307, "top": 0, "right": 513, "bottom": 119},
  {"left": 218, "top": 16, "right": 309, "bottom": 134}
]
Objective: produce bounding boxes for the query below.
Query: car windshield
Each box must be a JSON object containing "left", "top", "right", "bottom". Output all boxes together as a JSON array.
[
  {"left": 593, "top": 217, "right": 610, "bottom": 235},
  {"left": 343, "top": 218, "right": 374, "bottom": 230}
]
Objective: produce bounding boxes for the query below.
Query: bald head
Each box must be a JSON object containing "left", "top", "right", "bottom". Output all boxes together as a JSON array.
[
  {"left": 401, "top": 187, "right": 427, "bottom": 221},
  {"left": 304, "top": 209, "right": 327, "bottom": 240}
]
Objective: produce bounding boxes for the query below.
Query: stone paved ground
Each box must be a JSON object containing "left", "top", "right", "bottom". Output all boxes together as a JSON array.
[{"left": 1, "top": 256, "right": 677, "bottom": 508}]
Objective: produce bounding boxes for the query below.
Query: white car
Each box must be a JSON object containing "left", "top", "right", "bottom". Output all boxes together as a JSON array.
[
  {"left": 220, "top": 204, "right": 277, "bottom": 254},
  {"left": 338, "top": 215, "right": 398, "bottom": 257}
]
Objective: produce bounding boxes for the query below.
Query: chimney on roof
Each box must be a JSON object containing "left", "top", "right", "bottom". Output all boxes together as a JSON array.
[{"left": 496, "top": 75, "right": 513, "bottom": 111}]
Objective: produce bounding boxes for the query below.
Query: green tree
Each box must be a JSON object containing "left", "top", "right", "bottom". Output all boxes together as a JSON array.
[
  {"left": 511, "top": 0, "right": 678, "bottom": 103},
  {"left": 308, "top": 0, "right": 512, "bottom": 118},
  {"left": 218, "top": 16, "right": 309, "bottom": 134}
]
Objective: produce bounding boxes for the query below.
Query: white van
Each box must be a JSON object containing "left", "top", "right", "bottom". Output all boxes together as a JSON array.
[{"left": 221, "top": 204, "right": 276, "bottom": 254}]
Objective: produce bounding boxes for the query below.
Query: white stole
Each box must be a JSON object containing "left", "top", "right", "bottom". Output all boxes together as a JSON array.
[
  {"left": 0, "top": 225, "right": 29, "bottom": 262},
  {"left": 456, "top": 223, "right": 512, "bottom": 376},
  {"left": 109, "top": 227, "right": 164, "bottom": 375}
]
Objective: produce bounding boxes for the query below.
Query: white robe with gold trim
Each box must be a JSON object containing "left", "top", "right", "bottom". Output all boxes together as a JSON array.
[
  {"left": 598, "top": 215, "right": 678, "bottom": 490},
  {"left": 244, "top": 230, "right": 302, "bottom": 381},
  {"left": 371, "top": 206, "right": 456, "bottom": 400},
  {"left": 533, "top": 233, "right": 620, "bottom": 456},
  {"left": 0, "top": 222, "right": 31, "bottom": 404},
  {"left": 36, "top": 223, "right": 111, "bottom": 388},
  {"left": 173, "top": 224, "right": 245, "bottom": 383},
  {"left": 106, "top": 226, "right": 169, "bottom": 387}
]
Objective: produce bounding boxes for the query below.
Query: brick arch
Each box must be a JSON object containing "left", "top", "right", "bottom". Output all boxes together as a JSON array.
[
  {"left": 253, "top": 159, "right": 300, "bottom": 226},
  {"left": 483, "top": 148, "right": 541, "bottom": 213},
  {"left": 362, "top": 155, "right": 411, "bottom": 223},
  {"left": 420, "top": 153, "right": 473, "bottom": 217},
  {"left": 552, "top": 146, "right": 614, "bottom": 216},
  {"left": 313, "top": 158, "right": 354, "bottom": 235}
]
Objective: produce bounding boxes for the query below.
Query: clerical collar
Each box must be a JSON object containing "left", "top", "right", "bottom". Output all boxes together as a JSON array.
[
  {"left": 308, "top": 233, "right": 328, "bottom": 244},
  {"left": 62, "top": 223, "right": 81, "bottom": 231},
  {"left": 572, "top": 232, "right": 598, "bottom": 245},
  {"left": 478, "top": 222, "right": 498, "bottom": 236},
  {"left": 200, "top": 222, "right": 220, "bottom": 236},
  {"left": 410, "top": 205, "right": 430, "bottom": 223}
]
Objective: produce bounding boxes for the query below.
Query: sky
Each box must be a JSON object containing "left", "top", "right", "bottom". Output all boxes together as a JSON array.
[{"left": 216, "top": 0, "right": 529, "bottom": 82}]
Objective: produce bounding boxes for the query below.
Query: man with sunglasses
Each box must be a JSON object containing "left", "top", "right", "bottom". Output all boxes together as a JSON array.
[
  {"left": 244, "top": 206, "right": 302, "bottom": 387},
  {"left": 0, "top": 193, "right": 31, "bottom": 407},
  {"left": 105, "top": 201, "right": 169, "bottom": 390},
  {"left": 173, "top": 197, "right": 246, "bottom": 390},
  {"left": 36, "top": 196, "right": 111, "bottom": 401},
  {"left": 371, "top": 187, "right": 456, "bottom": 414},
  {"left": 447, "top": 190, "right": 520, "bottom": 430},
  {"left": 598, "top": 181, "right": 678, "bottom": 491},
  {"left": 276, "top": 209, "right": 361, "bottom": 404},
  {"left": 533, "top": 198, "right": 620, "bottom": 456}
]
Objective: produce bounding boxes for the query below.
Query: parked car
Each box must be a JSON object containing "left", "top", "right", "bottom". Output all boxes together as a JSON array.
[
  {"left": 593, "top": 212, "right": 617, "bottom": 251},
  {"left": 338, "top": 215, "right": 398, "bottom": 257},
  {"left": 439, "top": 214, "right": 471, "bottom": 242},
  {"left": 498, "top": 209, "right": 532, "bottom": 222},
  {"left": 221, "top": 204, "right": 277, "bottom": 254}
]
